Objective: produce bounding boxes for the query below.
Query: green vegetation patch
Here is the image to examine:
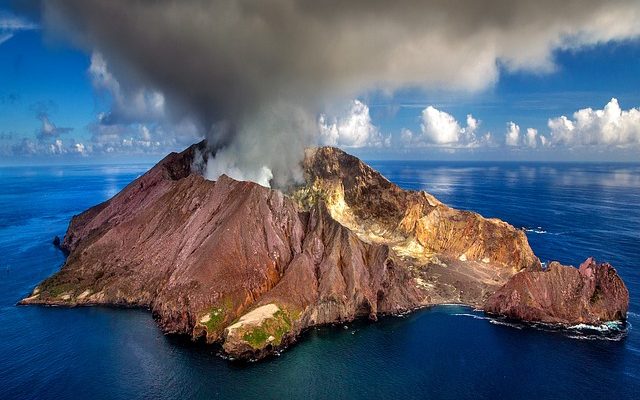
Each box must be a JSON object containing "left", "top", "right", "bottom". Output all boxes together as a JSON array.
[
  {"left": 242, "top": 309, "right": 293, "bottom": 349},
  {"left": 202, "top": 307, "right": 226, "bottom": 331},
  {"left": 290, "top": 184, "right": 326, "bottom": 211},
  {"left": 287, "top": 307, "right": 302, "bottom": 322},
  {"left": 46, "top": 282, "right": 76, "bottom": 298},
  {"left": 200, "top": 297, "right": 233, "bottom": 333}
]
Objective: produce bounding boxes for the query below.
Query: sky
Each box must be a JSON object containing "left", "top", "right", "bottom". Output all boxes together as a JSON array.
[{"left": 1, "top": 1, "right": 640, "bottom": 171}]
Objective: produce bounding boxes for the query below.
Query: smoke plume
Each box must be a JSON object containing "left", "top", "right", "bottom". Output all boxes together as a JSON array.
[{"left": 43, "top": 0, "right": 640, "bottom": 186}]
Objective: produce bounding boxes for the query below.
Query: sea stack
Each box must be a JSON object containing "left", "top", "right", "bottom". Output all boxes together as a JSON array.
[{"left": 20, "top": 141, "right": 629, "bottom": 360}]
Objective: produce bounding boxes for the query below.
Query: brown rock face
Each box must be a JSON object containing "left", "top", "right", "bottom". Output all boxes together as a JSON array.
[
  {"left": 19, "top": 142, "right": 629, "bottom": 360},
  {"left": 484, "top": 258, "right": 629, "bottom": 325},
  {"left": 297, "top": 147, "right": 541, "bottom": 273}
]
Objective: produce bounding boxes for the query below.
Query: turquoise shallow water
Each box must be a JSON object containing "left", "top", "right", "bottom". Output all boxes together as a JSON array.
[{"left": 0, "top": 162, "right": 639, "bottom": 399}]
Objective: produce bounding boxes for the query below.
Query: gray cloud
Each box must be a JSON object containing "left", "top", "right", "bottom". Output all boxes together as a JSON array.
[
  {"left": 43, "top": 0, "right": 640, "bottom": 185},
  {"left": 36, "top": 113, "right": 73, "bottom": 139},
  {"left": 88, "top": 52, "right": 166, "bottom": 125},
  {"left": 29, "top": 101, "right": 74, "bottom": 139}
]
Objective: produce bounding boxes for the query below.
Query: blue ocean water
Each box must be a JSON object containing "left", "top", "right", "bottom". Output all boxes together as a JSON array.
[{"left": 0, "top": 161, "right": 639, "bottom": 399}]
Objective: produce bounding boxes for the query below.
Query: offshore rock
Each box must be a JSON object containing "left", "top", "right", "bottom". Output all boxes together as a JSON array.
[
  {"left": 19, "top": 142, "right": 628, "bottom": 359},
  {"left": 484, "top": 258, "right": 629, "bottom": 325}
]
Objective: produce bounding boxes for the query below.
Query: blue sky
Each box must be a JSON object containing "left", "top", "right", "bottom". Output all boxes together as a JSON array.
[
  {"left": 370, "top": 42, "right": 640, "bottom": 133},
  {"left": 1, "top": 2, "right": 640, "bottom": 165},
  {"left": 356, "top": 41, "right": 640, "bottom": 161}
]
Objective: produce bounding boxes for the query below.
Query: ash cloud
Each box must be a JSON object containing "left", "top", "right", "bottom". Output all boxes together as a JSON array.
[{"left": 43, "top": 0, "right": 640, "bottom": 186}]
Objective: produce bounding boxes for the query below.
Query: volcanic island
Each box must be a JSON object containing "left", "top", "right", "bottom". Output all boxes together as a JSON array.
[{"left": 20, "top": 142, "right": 629, "bottom": 360}]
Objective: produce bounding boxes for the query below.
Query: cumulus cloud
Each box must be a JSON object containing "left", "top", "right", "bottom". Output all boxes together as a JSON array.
[
  {"left": 0, "top": 10, "right": 38, "bottom": 45},
  {"left": 548, "top": 98, "right": 640, "bottom": 147},
  {"left": 318, "top": 100, "right": 387, "bottom": 148},
  {"left": 0, "top": 96, "right": 87, "bottom": 157},
  {"left": 504, "top": 122, "right": 547, "bottom": 148},
  {"left": 525, "top": 128, "right": 539, "bottom": 148},
  {"left": 10, "top": 137, "right": 89, "bottom": 157},
  {"left": 505, "top": 122, "right": 521, "bottom": 147},
  {"left": 422, "top": 107, "right": 476, "bottom": 145},
  {"left": 43, "top": 1, "right": 640, "bottom": 182},
  {"left": 422, "top": 107, "right": 464, "bottom": 145},
  {"left": 88, "top": 116, "right": 198, "bottom": 155},
  {"left": 73, "top": 142, "right": 86, "bottom": 155},
  {"left": 403, "top": 106, "right": 490, "bottom": 148}
]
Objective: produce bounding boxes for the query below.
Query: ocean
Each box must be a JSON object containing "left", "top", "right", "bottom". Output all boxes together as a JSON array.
[{"left": 0, "top": 161, "right": 638, "bottom": 399}]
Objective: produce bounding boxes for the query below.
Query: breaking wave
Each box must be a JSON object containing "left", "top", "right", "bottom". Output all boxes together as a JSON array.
[
  {"left": 568, "top": 321, "right": 624, "bottom": 332},
  {"left": 524, "top": 227, "right": 548, "bottom": 234},
  {"left": 452, "top": 310, "right": 628, "bottom": 341},
  {"left": 488, "top": 319, "right": 525, "bottom": 329},
  {"left": 452, "top": 313, "right": 491, "bottom": 320}
]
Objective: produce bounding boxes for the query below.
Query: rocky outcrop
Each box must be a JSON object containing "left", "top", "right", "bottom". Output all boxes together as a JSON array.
[
  {"left": 20, "top": 142, "right": 629, "bottom": 360},
  {"left": 484, "top": 258, "right": 629, "bottom": 325},
  {"left": 295, "top": 147, "right": 541, "bottom": 272}
]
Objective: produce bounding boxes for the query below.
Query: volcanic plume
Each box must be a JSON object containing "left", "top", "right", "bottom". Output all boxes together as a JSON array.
[{"left": 43, "top": 0, "right": 640, "bottom": 186}]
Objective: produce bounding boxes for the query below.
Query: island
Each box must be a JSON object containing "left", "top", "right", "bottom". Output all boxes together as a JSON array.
[{"left": 20, "top": 142, "right": 629, "bottom": 360}]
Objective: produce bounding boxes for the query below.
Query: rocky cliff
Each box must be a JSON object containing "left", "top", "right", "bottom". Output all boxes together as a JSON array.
[
  {"left": 484, "top": 257, "right": 628, "bottom": 325},
  {"left": 20, "top": 142, "right": 629, "bottom": 360}
]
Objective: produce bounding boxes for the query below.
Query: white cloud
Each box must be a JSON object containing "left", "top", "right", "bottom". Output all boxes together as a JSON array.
[
  {"left": 318, "top": 100, "right": 387, "bottom": 148},
  {"left": 420, "top": 106, "right": 463, "bottom": 144},
  {"left": 49, "top": 139, "right": 64, "bottom": 154},
  {"left": 10, "top": 137, "right": 90, "bottom": 157},
  {"left": 403, "top": 106, "right": 488, "bottom": 148},
  {"left": 400, "top": 128, "right": 413, "bottom": 143},
  {"left": 505, "top": 123, "right": 546, "bottom": 148},
  {"left": 73, "top": 143, "right": 87, "bottom": 155},
  {"left": 540, "top": 135, "right": 548, "bottom": 147},
  {"left": 505, "top": 122, "right": 521, "bottom": 146},
  {"left": 548, "top": 98, "right": 640, "bottom": 147},
  {"left": 0, "top": 12, "right": 38, "bottom": 46},
  {"left": 86, "top": 116, "right": 200, "bottom": 155},
  {"left": 525, "top": 128, "right": 539, "bottom": 148},
  {"left": 89, "top": 52, "right": 165, "bottom": 124},
  {"left": 0, "top": 15, "right": 38, "bottom": 30}
]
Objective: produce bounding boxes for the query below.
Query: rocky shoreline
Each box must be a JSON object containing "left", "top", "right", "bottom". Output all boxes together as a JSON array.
[{"left": 20, "top": 142, "right": 629, "bottom": 360}]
